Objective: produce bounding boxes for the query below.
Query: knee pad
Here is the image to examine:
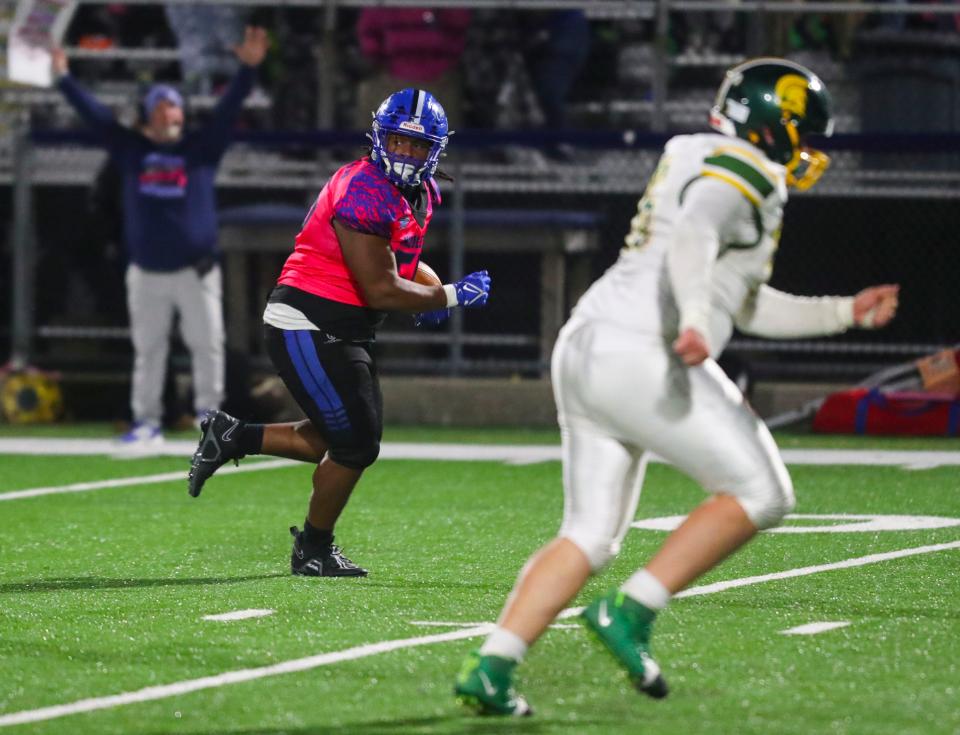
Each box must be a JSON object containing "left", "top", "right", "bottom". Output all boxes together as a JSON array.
[
  {"left": 561, "top": 531, "right": 619, "bottom": 572},
  {"left": 328, "top": 439, "right": 380, "bottom": 470},
  {"left": 736, "top": 472, "right": 796, "bottom": 531}
]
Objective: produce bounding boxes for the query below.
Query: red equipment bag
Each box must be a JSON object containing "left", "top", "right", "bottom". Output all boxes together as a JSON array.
[{"left": 813, "top": 389, "right": 960, "bottom": 436}]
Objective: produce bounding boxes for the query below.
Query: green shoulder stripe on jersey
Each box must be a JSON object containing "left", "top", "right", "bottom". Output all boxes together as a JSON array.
[
  {"left": 680, "top": 174, "right": 765, "bottom": 251},
  {"left": 703, "top": 154, "right": 775, "bottom": 199}
]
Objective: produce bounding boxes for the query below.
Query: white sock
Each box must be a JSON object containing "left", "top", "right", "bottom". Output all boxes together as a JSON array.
[
  {"left": 620, "top": 569, "right": 671, "bottom": 611},
  {"left": 480, "top": 627, "right": 529, "bottom": 662}
]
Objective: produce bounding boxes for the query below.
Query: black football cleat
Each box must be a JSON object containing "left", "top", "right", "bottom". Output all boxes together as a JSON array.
[
  {"left": 289, "top": 526, "right": 368, "bottom": 577},
  {"left": 187, "top": 410, "right": 245, "bottom": 498}
]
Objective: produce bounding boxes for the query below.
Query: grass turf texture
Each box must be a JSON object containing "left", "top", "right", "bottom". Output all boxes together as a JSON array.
[
  {"left": 0, "top": 431, "right": 958, "bottom": 734},
  {"left": 5, "top": 420, "right": 960, "bottom": 449}
]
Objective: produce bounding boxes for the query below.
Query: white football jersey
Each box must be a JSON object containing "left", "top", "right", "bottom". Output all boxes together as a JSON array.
[{"left": 572, "top": 133, "right": 789, "bottom": 355}]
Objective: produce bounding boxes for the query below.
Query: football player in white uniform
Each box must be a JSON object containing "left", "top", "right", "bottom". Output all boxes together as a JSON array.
[{"left": 455, "top": 58, "right": 900, "bottom": 715}]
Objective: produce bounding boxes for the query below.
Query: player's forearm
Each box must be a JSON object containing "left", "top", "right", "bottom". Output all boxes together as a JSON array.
[
  {"left": 735, "top": 285, "right": 854, "bottom": 338},
  {"left": 361, "top": 276, "right": 448, "bottom": 312},
  {"left": 208, "top": 65, "right": 256, "bottom": 131}
]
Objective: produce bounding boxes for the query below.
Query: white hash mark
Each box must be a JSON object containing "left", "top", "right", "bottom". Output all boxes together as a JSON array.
[
  {"left": 781, "top": 621, "right": 851, "bottom": 636},
  {"left": 202, "top": 609, "right": 275, "bottom": 622}
]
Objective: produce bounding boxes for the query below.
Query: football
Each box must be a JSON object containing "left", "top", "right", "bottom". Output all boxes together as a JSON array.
[{"left": 415, "top": 260, "right": 442, "bottom": 287}]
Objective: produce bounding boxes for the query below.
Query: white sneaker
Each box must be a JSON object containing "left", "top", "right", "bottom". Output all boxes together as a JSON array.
[{"left": 110, "top": 422, "right": 164, "bottom": 458}]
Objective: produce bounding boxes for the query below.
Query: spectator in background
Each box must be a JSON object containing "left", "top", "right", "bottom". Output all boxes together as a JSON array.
[
  {"left": 872, "top": 0, "right": 960, "bottom": 33},
  {"left": 165, "top": 4, "right": 245, "bottom": 94},
  {"left": 917, "top": 0, "right": 960, "bottom": 32},
  {"left": 525, "top": 11, "right": 591, "bottom": 130},
  {"left": 354, "top": 8, "right": 470, "bottom": 128},
  {"left": 460, "top": 11, "right": 590, "bottom": 164},
  {"left": 52, "top": 27, "right": 269, "bottom": 456}
]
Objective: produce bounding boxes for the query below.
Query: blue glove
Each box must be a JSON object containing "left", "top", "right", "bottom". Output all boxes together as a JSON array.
[
  {"left": 414, "top": 309, "right": 450, "bottom": 328},
  {"left": 454, "top": 270, "right": 491, "bottom": 308}
]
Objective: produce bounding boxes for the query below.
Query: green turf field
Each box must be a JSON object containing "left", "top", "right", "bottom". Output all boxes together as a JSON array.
[{"left": 1, "top": 427, "right": 958, "bottom": 734}]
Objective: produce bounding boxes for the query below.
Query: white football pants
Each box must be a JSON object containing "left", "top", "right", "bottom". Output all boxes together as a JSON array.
[
  {"left": 126, "top": 264, "right": 225, "bottom": 426},
  {"left": 551, "top": 318, "right": 794, "bottom": 570}
]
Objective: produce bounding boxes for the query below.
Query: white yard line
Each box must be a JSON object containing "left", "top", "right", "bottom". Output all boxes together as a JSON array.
[
  {"left": 632, "top": 513, "right": 960, "bottom": 534},
  {"left": 2, "top": 539, "right": 959, "bottom": 728},
  {"left": 408, "top": 621, "right": 579, "bottom": 630},
  {"left": 0, "top": 438, "right": 201, "bottom": 456},
  {"left": 202, "top": 609, "right": 275, "bottom": 622},
  {"left": 0, "top": 627, "right": 488, "bottom": 728},
  {"left": 0, "top": 459, "right": 297, "bottom": 502},
  {"left": 778, "top": 449, "right": 960, "bottom": 467},
  {"left": 781, "top": 621, "right": 851, "bottom": 636},
  {"left": 3, "top": 437, "right": 960, "bottom": 467},
  {"left": 554, "top": 540, "right": 960, "bottom": 619},
  {"left": 4, "top": 443, "right": 960, "bottom": 503},
  {"left": 674, "top": 540, "right": 960, "bottom": 598}
]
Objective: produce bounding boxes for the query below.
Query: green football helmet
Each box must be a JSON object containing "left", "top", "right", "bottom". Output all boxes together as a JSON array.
[{"left": 709, "top": 57, "right": 834, "bottom": 190}]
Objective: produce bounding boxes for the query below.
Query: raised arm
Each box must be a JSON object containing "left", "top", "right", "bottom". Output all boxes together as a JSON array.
[
  {"left": 52, "top": 48, "right": 124, "bottom": 139},
  {"left": 202, "top": 27, "right": 268, "bottom": 140}
]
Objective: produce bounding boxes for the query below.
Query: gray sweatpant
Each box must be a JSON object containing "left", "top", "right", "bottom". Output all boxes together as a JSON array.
[{"left": 126, "top": 263, "right": 225, "bottom": 426}]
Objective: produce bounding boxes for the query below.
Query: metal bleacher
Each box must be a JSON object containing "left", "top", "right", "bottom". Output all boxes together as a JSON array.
[{"left": 4, "top": 0, "right": 960, "bottom": 385}]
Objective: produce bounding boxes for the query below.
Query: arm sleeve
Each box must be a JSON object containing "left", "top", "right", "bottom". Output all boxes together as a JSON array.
[
  {"left": 333, "top": 171, "right": 394, "bottom": 239},
  {"left": 198, "top": 64, "right": 255, "bottom": 155},
  {"left": 667, "top": 176, "right": 753, "bottom": 337},
  {"left": 56, "top": 75, "right": 124, "bottom": 142},
  {"left": 735, "top": 285, "right": 855, "bottom": 338}
]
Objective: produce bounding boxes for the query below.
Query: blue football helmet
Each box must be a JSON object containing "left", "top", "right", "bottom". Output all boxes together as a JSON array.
[{"left": 369, "top": 88, "right": 449, "bottom": 187}]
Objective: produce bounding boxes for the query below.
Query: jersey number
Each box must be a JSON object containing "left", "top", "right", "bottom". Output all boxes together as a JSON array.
[{"left": 624, "top": 156, "right": 670, "bottom": 251}]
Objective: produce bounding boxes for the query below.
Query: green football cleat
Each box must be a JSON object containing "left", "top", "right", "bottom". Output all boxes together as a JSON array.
[
  {"left": 581, "top": 590, "right": 669, "bottom": 699},
  {"left": 454, "top": 650, "right": 533, "bottom": 716}
]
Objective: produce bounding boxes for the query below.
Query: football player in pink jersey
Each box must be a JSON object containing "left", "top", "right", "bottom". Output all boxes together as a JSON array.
[{"left": 187, "top": 89, "right": 491, "bottom": 576}]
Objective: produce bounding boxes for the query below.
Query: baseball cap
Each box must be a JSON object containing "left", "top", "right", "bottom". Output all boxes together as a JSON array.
[{"left": 142, "top": 84, "right": 184, "bottom": 117}]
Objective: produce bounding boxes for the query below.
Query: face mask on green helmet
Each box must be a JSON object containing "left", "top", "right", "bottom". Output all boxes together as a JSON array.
[{"left": 709, "top": 57, "right": 835, "bottom": 191}]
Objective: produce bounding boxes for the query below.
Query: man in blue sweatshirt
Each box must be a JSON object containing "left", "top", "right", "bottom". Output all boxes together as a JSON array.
[{"left": 53, "top": 26, "right": 268, "bottom": 455}]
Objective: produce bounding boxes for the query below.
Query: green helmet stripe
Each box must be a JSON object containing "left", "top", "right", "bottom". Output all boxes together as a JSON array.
[{"left": 703, "top": 154, "right": 775, "bottom": 199}]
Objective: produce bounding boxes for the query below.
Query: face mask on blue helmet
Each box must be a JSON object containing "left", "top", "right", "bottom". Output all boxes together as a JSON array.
[{"left": 369, "top": 88, "right": 449, "bottom": 187}]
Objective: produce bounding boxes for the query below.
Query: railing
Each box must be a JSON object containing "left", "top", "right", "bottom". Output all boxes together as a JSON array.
[
  {"left": 7, "top": 127, "right": 959, "bottom": 377},
  {"left": 4, "top": 0, "right": 960, "bottom": 378}
]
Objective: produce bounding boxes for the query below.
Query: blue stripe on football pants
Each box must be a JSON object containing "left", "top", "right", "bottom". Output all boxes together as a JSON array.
[{"left": 283, "top": 330, "right": 352, "bottom": 432}]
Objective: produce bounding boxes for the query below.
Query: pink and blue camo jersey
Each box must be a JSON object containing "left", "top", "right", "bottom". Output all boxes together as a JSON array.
[{"left": 278, "top": 158, "right": 435, "bottom": 307}]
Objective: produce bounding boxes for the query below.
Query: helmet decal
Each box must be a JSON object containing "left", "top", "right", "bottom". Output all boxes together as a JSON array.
[
  {"left": 725, "top": 98, "right": 750, "bottom": 124},
  {"left": 774, "top": 74, "right": 810, "bottom": 119}
]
